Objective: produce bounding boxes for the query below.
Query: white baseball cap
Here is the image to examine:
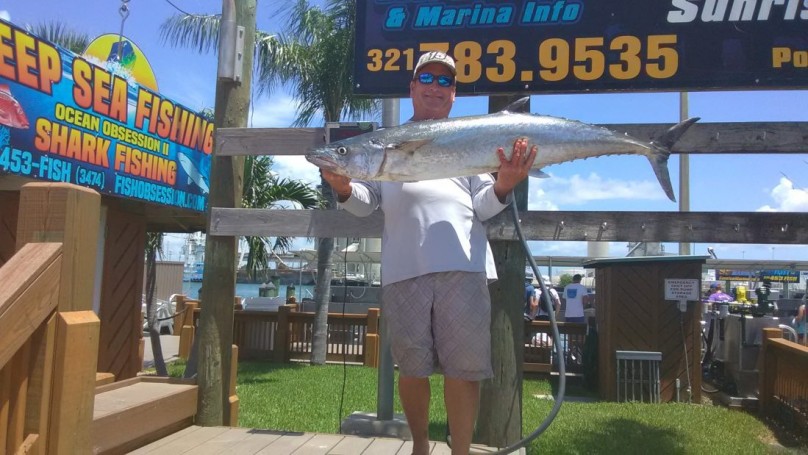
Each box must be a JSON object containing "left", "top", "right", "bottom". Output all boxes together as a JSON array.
[{"left": 413, "top": 51, "right": 456, "bottom": 76}]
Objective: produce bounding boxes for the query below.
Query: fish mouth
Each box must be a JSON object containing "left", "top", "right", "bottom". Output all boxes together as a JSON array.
[{"left": 305, "top": 153, "right": 339, "bottom": 172}]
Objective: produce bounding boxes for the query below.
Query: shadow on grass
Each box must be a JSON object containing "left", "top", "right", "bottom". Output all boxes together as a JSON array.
[
  {"left": 760, "top": 416, "right": 808, "bottom": 451},
  {"left": 563, "top": 417, "right": 683, "bottom": 454},
  {"left": 542, "top": 374, "right": 599, "bottom": 399},
  {"left": 236, "top": 361, "right": 309, "bottom": 385}
]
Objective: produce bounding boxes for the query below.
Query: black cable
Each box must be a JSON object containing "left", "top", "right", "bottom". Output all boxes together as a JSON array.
[
  {"left": 164, "top": 0, "right": 194, "bottom": 16},
  {"left": 153, "top": 306, "right": 189, "bottom": 322},
  {"left": 337, "top": 238, "right": 350, "bottom": 433}
]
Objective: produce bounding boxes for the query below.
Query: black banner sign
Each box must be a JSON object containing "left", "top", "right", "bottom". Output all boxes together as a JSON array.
[{"left": 354, "top": 0, "right": 808, "bottom": 96}]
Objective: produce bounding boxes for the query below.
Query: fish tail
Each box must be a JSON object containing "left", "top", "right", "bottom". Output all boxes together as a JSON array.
[{"left": 648, "top": 117, "right": 700, "bottom": 202}]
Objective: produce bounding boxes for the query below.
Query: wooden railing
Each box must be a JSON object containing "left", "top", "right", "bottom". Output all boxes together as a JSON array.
[
  {"left": 182, "top": 305, "right": 586, "bottom": 374},
  {"left": 0, "top": 241, "right": 100, "bottom": 454},
  {"left": 759, "top": 328, "right": 808, "bottom": 434},
  {"left": 227, "top": 306, "right": 381, "bottom": 365},
  {"left": 524, "top": 320, "right": 587, "bottom": 375}
]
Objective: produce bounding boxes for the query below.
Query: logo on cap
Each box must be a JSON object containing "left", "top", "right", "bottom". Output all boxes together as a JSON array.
[{"left": 414, "top": 51, "right": 457, "bottom": 76}]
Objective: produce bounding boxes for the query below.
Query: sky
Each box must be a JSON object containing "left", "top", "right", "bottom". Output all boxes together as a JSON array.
[{"left": 4, "top": 0, "right": 808, "bottom": 266}]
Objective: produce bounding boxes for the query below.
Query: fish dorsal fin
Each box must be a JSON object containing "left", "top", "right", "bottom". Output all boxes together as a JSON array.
[
  {"left": 387, "top": 139, "right": 433, "bottom": 153},
  {"left": 501, "top": 97, "right": 530, "bottom": 114}
]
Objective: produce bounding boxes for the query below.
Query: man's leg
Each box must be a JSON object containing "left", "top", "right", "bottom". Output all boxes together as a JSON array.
[
  {"left": 444, "top": 377, "right": 480, "bottom": 455},
  {"left": 400, "top": 375, "right": 431, "bottom": 455}
]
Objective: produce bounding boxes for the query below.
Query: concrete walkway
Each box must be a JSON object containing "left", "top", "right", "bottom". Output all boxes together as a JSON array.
[{"left": 142, "top": 334, "right": 181, "bottom": 369}]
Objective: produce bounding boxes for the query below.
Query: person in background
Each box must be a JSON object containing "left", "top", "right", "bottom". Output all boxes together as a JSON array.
[
  {"left": 708, "top": 282, "right": 733, "bottom": 303},
  {"left": 321, "top": 51, "right": 536, "bottom": 455},
  {"left": 536, "top": 284, "right": 560, "bottom": 321},
  {"left": 524, "top": 274, "right": 538, "bottom": 319},
  {"left": 795, "top": 295, "right": 806, "bottom": 343},
  {"left": 562, "top": 274, "right": 588, "bottom": 323}
]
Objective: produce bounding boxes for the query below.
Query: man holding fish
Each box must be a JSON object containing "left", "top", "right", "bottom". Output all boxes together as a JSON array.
[{"left": 321, "top": 51, "right": 536, "bottom": 455}]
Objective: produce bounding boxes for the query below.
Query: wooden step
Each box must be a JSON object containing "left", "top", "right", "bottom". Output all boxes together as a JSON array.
[{"left": 92, "top": 376, "right": 197, "bottom": 454}]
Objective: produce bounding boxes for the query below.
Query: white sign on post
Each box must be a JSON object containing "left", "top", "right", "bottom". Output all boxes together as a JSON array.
[
  {"left": 665, "top": 279, "right": 700, "bottom": 312},
  {"left": 664, "top": 279, "right": 700, "bottom": 301}
]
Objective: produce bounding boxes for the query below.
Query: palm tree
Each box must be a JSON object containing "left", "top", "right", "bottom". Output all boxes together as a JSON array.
[
  {"left": 241, "top": 155, "right": 320, "bottom": 282},
  {"left": 160, "top": 0, "right": 378, "bottom": 364},
  {"left": 27, "top": 21, "right": 90, "bottom": 54},
  {"left": 144, "top": 232, "right": 169, "bottom": 376}
]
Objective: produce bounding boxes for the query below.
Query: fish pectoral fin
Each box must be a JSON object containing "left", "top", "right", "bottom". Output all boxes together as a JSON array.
[
  {"left": 387, "top": 139, "right": 433, "bottom": 154},
  {"left": 529, "top": 169, "right": 550, "bottom": 179}
]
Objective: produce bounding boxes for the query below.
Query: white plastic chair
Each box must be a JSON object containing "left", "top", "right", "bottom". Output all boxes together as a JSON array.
[{"left": 779, "top": 324, "right": 798, "bottom": 343}]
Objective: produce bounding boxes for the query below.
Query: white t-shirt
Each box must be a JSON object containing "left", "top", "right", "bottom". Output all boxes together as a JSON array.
[
  {"left": 536, "top": 287, "right": 560, "bottom": 316},
  {"left": 563, "top": 282, "right": 588, "bottom": 318},
  {"left": 340, "top": 176, "right": 510, "bottom": 286}
]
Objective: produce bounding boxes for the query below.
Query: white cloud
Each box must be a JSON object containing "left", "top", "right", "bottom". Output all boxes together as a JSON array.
[
  {"left": 757, "top": 177, "right": 808, "bottom": 212},
  {"left": 532, "top": 172, "right": 667, "bottom": 206},
  {"left": 273, "top": 155, "right": 320, "bottom": 187},
  {"left": 0, "top": 11, "right": 9, "bottom": 21},
  {"left": 245, "top": 94, "right": 324, "bottom": 186},
  {"left": 249, "top": 94, "right": 301, "bottom": 128}
]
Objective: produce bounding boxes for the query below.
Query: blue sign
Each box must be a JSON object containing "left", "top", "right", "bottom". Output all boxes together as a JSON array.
[
  {"left": 0, "top": 19, "right": 211, "bottom": 212},
  {"left": 354, "top": 0, "right": 808, "bottom": 96}
]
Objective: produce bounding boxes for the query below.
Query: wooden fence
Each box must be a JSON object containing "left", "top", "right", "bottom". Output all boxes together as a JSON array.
[
  {"left": 759, "top": 328, "right": 808, "bottom": 435},
  {"left": 524, "top": 321, "right": 587, "bottom": 376},
  {"left": 181, "top": 304, "right": 587, "bottom": 374}
]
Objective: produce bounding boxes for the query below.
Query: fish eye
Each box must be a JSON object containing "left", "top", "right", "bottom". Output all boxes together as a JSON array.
[{"left": 336, "top": 146, "right": 348, "bottom": 156}]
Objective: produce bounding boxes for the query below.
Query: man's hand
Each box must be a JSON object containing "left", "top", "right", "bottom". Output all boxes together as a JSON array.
[
  {"left": 321, "top": 169, "right": 353, "bottom": 202},
  {"left": 493, "top": 138, "right": 537, "bottom": 202}
]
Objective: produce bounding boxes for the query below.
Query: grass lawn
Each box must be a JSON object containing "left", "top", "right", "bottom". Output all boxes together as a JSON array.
[{"left": 156, "top": 360, "right": 803, "bottom": 454}]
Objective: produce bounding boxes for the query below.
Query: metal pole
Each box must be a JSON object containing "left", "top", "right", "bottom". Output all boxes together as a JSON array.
[
  {"left": 678, "top": 92, "right": 691, "bottom": 256},
  {"left": 377, "top": 98, "right": 399, "bottom": 421}
]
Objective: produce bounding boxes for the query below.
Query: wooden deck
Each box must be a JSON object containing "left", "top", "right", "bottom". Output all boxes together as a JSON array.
[{"left": 128, "top": 425, "right": 459, "bottom": 454}]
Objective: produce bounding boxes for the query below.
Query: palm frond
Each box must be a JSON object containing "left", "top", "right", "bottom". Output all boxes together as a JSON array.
[
  {"left": 160, "top": 14, "right": 222, "bottom": 54},
  {"left": 28, "top": 21, "right": 90, "bottom": 54}
]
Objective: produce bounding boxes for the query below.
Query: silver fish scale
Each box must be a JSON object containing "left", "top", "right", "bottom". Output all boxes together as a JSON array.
[
  {"left": 307, "top": 109, "right": 692, "bottom": 201},
  {"left": 374, "top": 112, "right": 653, "bottom": 181}
]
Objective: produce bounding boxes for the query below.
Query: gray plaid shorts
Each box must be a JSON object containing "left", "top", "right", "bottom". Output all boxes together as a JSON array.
[{"left": 382, "top": 271, "right": 493, "bottom": 381}]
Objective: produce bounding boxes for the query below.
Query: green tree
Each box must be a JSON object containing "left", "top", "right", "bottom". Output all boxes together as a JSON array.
[
  {"left": 196, "top": 109, "right": 322, "bottom": 282},
  {"left": 559, "top": 273, "right": 574, "bottom": 288},
  {"left": 241, "top": 155, "right": 320, "bottom": 281},
  {"left": 161, "top": 0, "right": 378, "bottom": 364}
]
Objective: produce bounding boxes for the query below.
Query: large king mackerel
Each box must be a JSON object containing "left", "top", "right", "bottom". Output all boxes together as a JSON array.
[{"left": 306, "top": 98, "right": 698, "bottom": 201}]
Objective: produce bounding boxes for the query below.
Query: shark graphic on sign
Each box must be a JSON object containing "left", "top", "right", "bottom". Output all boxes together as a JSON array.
[{"left": 178, "top": 152, "right": 210, "bottom": 194}]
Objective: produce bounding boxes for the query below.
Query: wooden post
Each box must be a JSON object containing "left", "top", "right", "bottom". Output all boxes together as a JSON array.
[
  {"left": 178, "top": 301, "right": 198, "bottom": 360},
  {"left": 15, "top": 183, "right": 100, "bottom": 312},
  {"left": 24, "top": 313, "right": 57, "bottom": 455},
  {"left": 759, "top": 327, "right": 782, "bottom": 418},
  {"left": 7, "top": 342, "right": 31, "bottom": 453},
  {"left": 273, "top": 305, "right": 292, "bottom": 363},
  {"left": 48, "top": 311, "right": 100, "bottom": 454},
  {"left": 475, "top": 96, "right": 528, "bottom": 448},
  {"left": 226, "top": 344, "right": 239, "bottom": 426},
  {"left": 196, "top": 0, "right": 255, "bottom": 426},
  {"left": 173, "top": 295, "right": 187, "bottom": 335},
  {"left": 364, "top": 308, "right": 380, "bottom": 368}
]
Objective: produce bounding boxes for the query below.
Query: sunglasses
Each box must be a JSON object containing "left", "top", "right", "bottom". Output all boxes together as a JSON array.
[{"left": 417, "top": 72, "right": 454, "bottom": 87}]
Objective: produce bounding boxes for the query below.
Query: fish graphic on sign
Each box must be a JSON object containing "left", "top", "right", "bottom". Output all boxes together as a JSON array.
[
  {"left": 0, "top": 84, "right": 29, "bottom": 129},
  {"left": 178, "top": 152, "right": 210, "bottom": 194}
]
